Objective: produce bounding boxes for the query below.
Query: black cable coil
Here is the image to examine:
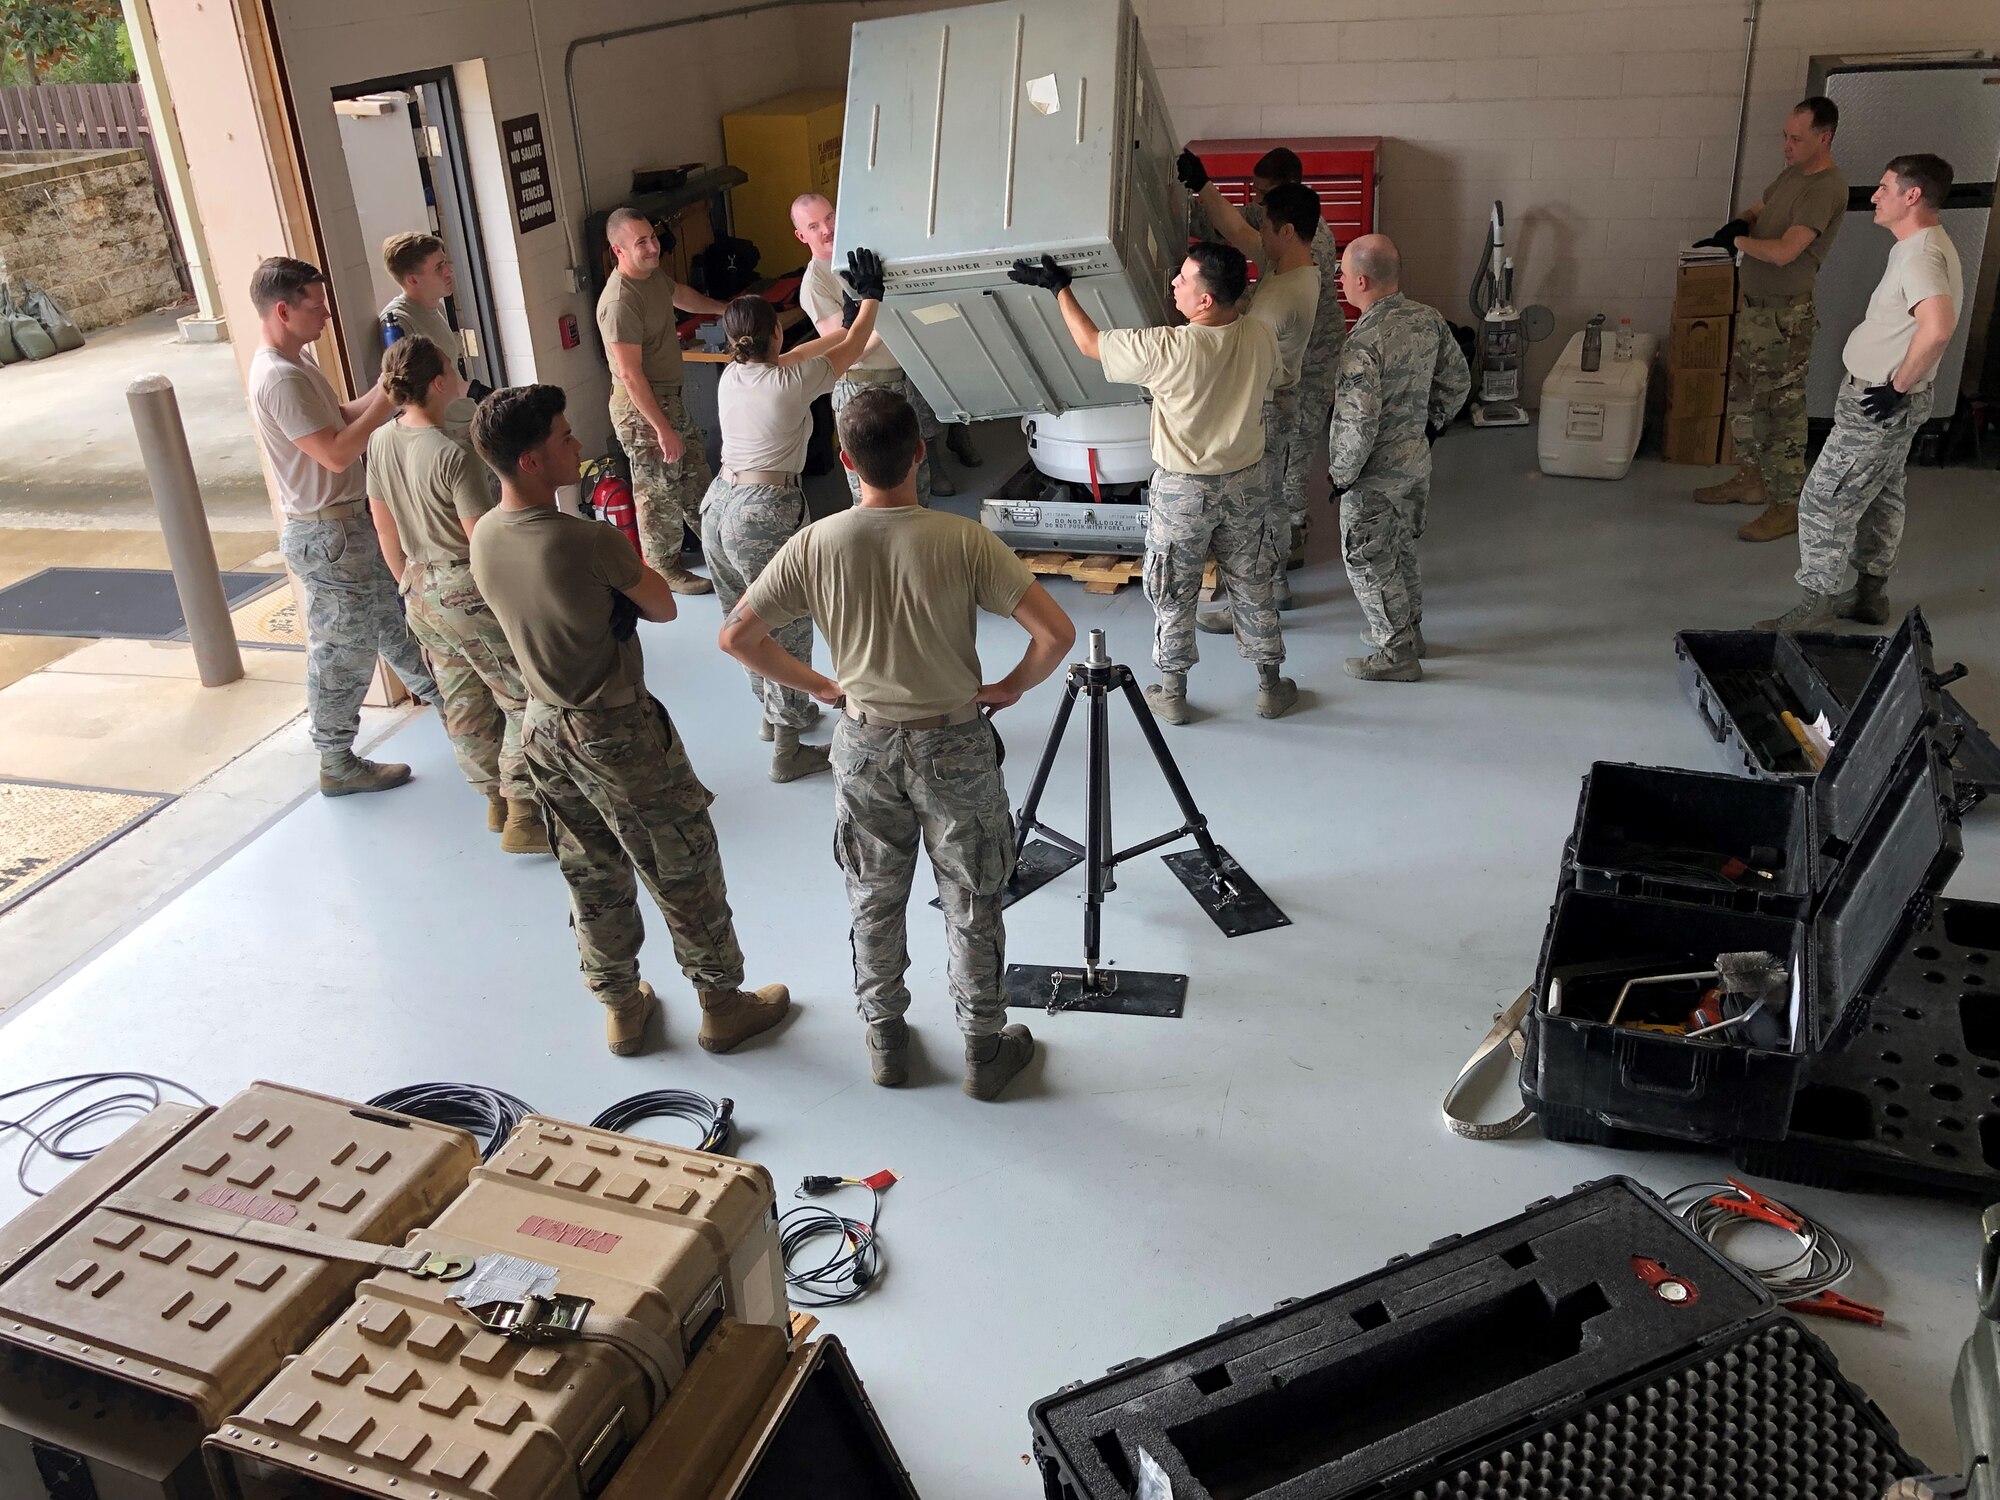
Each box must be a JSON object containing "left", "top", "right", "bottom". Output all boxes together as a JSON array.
[
  {"left": 590, "top": 1090, "right": 735, "bottom": 1155},
  {"left": 366, "top": 1083, "right": 534, "bottom": 1161}
]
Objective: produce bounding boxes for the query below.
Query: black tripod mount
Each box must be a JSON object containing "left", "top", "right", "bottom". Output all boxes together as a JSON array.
[{"left": 1002, "top": 629, "right": 1289, "bottom": 1018}]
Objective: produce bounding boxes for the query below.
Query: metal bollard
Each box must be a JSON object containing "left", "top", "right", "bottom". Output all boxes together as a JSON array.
[{"left": 127, "top": 374, "right": 243, "bottom": 686}]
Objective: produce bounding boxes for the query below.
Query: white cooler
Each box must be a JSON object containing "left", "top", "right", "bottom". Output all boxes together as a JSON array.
[{"left": 1537, "top": 329, "right": 1658, "bottom": 480}]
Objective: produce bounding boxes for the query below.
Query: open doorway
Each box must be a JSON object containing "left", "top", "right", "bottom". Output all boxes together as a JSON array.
[{"left": 331, "top": 70, "right": 503, "bottom": 391}]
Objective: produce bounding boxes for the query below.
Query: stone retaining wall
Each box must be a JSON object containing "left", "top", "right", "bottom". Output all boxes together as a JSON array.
[{"left": 0, "top": 148, "right": 185, "bottom": 333}]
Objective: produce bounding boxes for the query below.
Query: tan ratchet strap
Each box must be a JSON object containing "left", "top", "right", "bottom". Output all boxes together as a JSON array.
[
  {"left": 1442, "top": 989, "right": 1536, "bottom": 1140},
  {"left": 102, "top": 1192, "right": 475, "bottom": 1279}
]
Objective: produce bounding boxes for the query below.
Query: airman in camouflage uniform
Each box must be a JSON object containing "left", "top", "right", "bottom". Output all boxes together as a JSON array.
[
  {"left": 1148, "top": 467, "right": 1285, "bottom": 682},
  {"left": 611, "top": 397, "right": 712, "bottom": 574},
  {"left": 1327, "top": 236, "right": 1471, "bottom": 682},
  {"left": 1793, "top": 382, "right": 1935, "bottom": 594},
  {"left": 471, "top": 382, "right": 789, "bottom": 1059}
]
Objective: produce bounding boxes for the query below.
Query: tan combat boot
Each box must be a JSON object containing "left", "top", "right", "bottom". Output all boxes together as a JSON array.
[
  {"left": 1694, "top": 464, "right": 1765, "bottom": 505},
  {"left": 606, "top": 983, "right": 658, "bottom": 1056},
  {"left": 1255, "top": 662, "right": 1300, "bottom": 717},
  {"left": 661, "top": 563, "right": 713, "bottom": 595},
  {"left": 1738, "top": 502, "right": 1798, "bottom": 543},
  {"left": 486, "top": 789, "right": 507, "bottom": 832},
  {"left": 319, "top": 752, "right": 412, "bottom": 797},
  {"left": 500, "top": 799, "right": 551, "bottom": 854},
  {"left": 1836, "top": 572, "right": 1891, "bottom": 625},
  {"left": 963, "top": 1024, "right": 1035, "bottom": 1100},
  {"left": 1145, "top": 672, "right": 1190, "bottom": 725},
  {"left": 698, "top": 983, "right": 791, "bottom": 1053},
  {"left": 867, "top": 1017, "right": 910, "bottom": 1087},
  {"left": 770, "top": 728, "right": 831, "bottom": 783},
  {"left": 1756, "top": 590, "right": 1837, "bottom": 633}
]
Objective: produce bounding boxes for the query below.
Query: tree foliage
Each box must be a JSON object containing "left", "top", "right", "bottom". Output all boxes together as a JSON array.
[{"left": 0, "top": 0, "right": 123, "bottom": 85}]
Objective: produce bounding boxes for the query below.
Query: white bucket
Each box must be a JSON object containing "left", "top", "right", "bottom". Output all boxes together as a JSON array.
[{"left": 1022, "top": 404, "right": 1154, "bottom": 487}]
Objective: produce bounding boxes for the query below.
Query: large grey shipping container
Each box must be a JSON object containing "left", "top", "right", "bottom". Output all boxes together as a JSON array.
[{"left": 833, "top": 0, "right": 1184, "bottom": 423}]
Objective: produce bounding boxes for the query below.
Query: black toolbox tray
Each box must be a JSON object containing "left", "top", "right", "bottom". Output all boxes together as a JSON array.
[
  {"left": 1567, "top": 760, "right": 1811, "bottom": 917},
  {"left": 1028, "top": 1178, "right": 1920, "bottom": 1500},
  {"left": 1676, "top": 607, "right": 1998, "bottom": 808},
  {"left": 1734, "top": 896, "right": 2000, "bottom": 1198}
]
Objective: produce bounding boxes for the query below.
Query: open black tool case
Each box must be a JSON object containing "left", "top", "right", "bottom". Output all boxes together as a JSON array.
[
  {"left": 1677, "top": 610, "right": 2000, "bottom": 807},
  {"left": 1525, "top": 610, "right": 1964, "bottom": 1145},
  {"left": 1029, "top": 1178, "right": 1920, "bottom": 1500}
]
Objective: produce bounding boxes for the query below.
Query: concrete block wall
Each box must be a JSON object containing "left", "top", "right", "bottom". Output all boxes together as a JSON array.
[
  {"left": 0, "top": 149, "right": 184, "bottom": 333},
  {"left": 1138, "top": 0, "right": 1999, "bottom": 392}
]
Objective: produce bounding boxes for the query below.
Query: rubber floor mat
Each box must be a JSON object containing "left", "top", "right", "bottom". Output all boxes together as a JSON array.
[
  {"left": 206, "top": 583, "right": 304, "bottom": 650},
  {"left": 0, "top": 777, "right": 172, "bottom": 914},
  {"left": 0, "top": 568, "right": 281, "bottom": 640}
]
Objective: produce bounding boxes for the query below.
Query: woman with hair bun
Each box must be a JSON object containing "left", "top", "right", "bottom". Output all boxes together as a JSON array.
[
  {"left": 704, "top": 247, "right": 886, "bottom": 782},
  {"left": 367, "top": 334, "right": 548, "bottom": 852}
]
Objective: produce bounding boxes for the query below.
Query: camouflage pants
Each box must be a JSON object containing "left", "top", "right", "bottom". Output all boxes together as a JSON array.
[
  {"left": 1145, "top": 466, "right": 1284, "bottom": 673},
  {"left": 699, "top": 477, "right": 817, "bottom": 730},
  {"left": 1341, "top": 471, "right": 1427, "bottom": 653},
  {"left": 522, "top": 695, "right": 746, "bottom": 1006},
  {"left": 281, "top": 512, "right": 438, "bottom": 755},
  {"left": 830, "top": 715, "right": 1013, "bottom": 1038},
  {"left": 403, "top": 558, "right": 531, "bottom": 800},
  {"left": 1795, "top": 381, "right": 1935, "bottom": 595},
  {"left": 1728, "top": 295, "right": 1817, "bottom": 506},
  {"left": 832, "top": 374, "right": 932, "bottom": 507},
  {"left": 611, "top": 390, "right": 712, "bottom": 574}
]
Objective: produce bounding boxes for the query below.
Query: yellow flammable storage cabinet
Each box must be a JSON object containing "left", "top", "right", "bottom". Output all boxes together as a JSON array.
[
  {"left": 0, "top": 1083, "right": 478, "bottom": 1500},
  {"left": 722, "top": 89, "right": 846, "bottom": 278},
  {"left": 206, "top": 1116, "right": 792, "bottom": 1499}
]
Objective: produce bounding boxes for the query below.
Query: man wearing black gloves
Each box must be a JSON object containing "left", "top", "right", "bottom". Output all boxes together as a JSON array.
[
  {"left": 1692, "top": 97, "right": 1846, "bottom": 544},
  {"left": 1758, "top": 155, "right": 1960, "bottom": 633}
]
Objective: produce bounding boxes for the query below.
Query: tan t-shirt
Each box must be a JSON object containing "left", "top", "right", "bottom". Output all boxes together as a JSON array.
[
  {"left": 470, "top": 505, "right": 646, "bottom": 710},
  {"left": 248, "top": 346, "right": 364, "bottom": 519},
  {"left": 365, "top": 420, "right": 493, "bottom": 570},
  {"left": 1099, "top": 318, "right": 1280, "bottom": 475},
  {"left": 597, "top": 269, "right": 684, "bottom": 402},
  {"left": 381, "top": 295, "right": 460, "bottom": 371},
  {"left": 720, "top": 356, "right": 840, "bottom": 475},
  {"left": 1842, "top": 224, "right": 1963, "bottom": 388},
  {"left": 1739, "top": 163, "right": 1848, "bottom": 299},
  {"left": 799, "top": 256, "right": 899, "bottom": 374},
  {"left": 744, "top": 506, "right": 1034, "bottom": 720},
  {"left": 1247, "top": 263, "right": 1321, "bottom": 392}
]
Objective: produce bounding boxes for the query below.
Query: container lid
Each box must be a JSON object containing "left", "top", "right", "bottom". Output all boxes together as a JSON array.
[
  {"left": 1811, "top": 731, "right": 1962, "bottom": 1044},
  {"left": 1811, "top": 609, "right": 1941, "bottom": 850}
]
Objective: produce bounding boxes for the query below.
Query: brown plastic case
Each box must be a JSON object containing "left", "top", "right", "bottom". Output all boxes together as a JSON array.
[
  {"left": 208, "top": 1116, "right": 788, "bottom": 1499},
  {"left": 0, "top": 1083, "right": 480, "bottom": 1500}
]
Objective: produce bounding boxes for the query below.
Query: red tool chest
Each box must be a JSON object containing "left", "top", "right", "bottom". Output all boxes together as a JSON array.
[{"left": 1189, "top": 136, "right": 1381, "bottom": 320}]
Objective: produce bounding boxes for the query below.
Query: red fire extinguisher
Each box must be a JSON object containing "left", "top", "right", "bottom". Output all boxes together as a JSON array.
[{"left": 590, "top": 468, "right": 642, "bottom": 555}]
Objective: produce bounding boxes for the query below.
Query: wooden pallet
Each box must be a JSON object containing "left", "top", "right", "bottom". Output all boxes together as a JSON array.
[{"left": 1017, "top": 552, "right": 1223, "bottom": 598}]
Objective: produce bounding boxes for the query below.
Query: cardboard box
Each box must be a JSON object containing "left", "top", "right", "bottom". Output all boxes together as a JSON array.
[
  {"left": 1674, "top": 262, "right": 1736, "bottom": 318},
  {"left": 722, "top": 88, "right": 846, "bottom": 278},
  {"left": 1662, "top": 413, "right": 1723, "bottom": 465},
  {"left": 1671, "top": 315, "right": 1732, "bottom": 372},
  {"left": 1665, "top": 368, "right": 1728, "bottom": 419}
]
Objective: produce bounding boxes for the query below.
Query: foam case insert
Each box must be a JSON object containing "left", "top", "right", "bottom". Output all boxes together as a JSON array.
[{"left": 1028, "top": 1178, "right": 1919, "bottom": 1500}]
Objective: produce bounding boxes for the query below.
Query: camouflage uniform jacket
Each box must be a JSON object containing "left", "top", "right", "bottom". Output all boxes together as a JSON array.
[{"left": 1328, "top": 292, "right": 1471, "bottom": 491}]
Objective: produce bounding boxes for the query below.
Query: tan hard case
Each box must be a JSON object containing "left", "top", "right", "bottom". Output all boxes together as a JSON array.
[
  {"left": 0, "top": 1083, "right": 479, "bottom": 1500},
  {"left": 207, "top": 1116, "right": 788, "bottom": 1500}
]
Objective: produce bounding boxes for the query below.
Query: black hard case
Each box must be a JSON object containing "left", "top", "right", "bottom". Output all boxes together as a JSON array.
[
  {"left": 1028, "top": 1179, "right": 1919, "bottom": 1500},
  {"left": 1675, "top": 610, "right": 1999, "bottom": 806},
  {"left": 1526, "top": 612, "right": 1964, "bottom": 1144}
]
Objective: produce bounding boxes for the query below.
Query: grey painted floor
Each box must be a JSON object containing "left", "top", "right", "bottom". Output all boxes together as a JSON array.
[{"left": 3, "top": 426, "right": 1997, "bottom": 1494}]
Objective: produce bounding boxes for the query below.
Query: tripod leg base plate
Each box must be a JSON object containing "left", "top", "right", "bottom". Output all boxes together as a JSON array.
[
  {"left": 1161, "top": 845, "right": 1291, "bottom": 937},
  {"left": 930, "top": 837, "right": 1082, "bottom": 912},
  {"left": 1004, "top": 964, "right": 1187, "bottom": 1018}
]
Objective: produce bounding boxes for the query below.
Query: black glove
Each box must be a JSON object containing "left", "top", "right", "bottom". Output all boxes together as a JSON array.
[
  {"left": 1425, "top": 420, "right": 1445, "bottom": 445},
  {"left": 842, "top": 246, "right": 886, "bottom": 303},
  {"left": 841, "top": 292, "right": 861, "bottom": 329},
  {"left": 1007, "top": 254, "right": 1073, "bottom": 294},
  {"left": 609, "top": 589, "right": 640, "bottom": 642},
  {"left": 1330, "top": 483, "right": 1349, "bottom": 503},
  {"left": 1694, "top": 217, "right": 1750, "bottom": 254},
  {"left": 1176, "top": 147, "right": 1209, "bottom": 193},
  {"left": 1859, "top": 382, "right": 1907, "bottom": 423}
]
